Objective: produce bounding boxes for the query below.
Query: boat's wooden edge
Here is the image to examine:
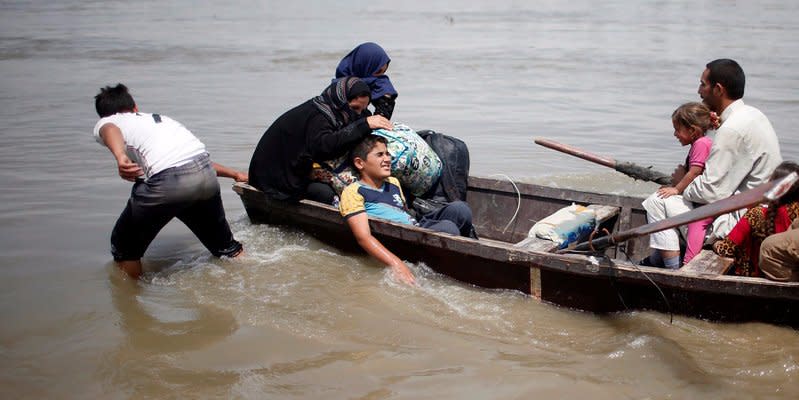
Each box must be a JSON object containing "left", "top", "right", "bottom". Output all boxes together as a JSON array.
[
  {"left": 233, "top": 182, "right": 256, "bottom": 194},
  {"left": 682, "top": 250, "right": 734, "bottom": 275},
  {"left": 468, "top": 176, "right": 647, "bottom": 208},
  {"left": 235, "top": 178, "right": 646, "bottom": 205},
  {"left": 232, "top": 181, "right": 799, "bottom": 300}
]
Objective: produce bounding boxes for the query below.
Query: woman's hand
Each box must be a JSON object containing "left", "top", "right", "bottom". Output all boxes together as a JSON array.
[{"left": 366, "top": 115, "right": 393, "bottom": 131}]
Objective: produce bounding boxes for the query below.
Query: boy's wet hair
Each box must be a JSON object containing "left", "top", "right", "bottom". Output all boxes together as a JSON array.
[
  {"left": 351, "top": 135, "right": 388, "bottom": 165},
  {"left": 95, "top": 83, "right": 136, "bottom": 117}
]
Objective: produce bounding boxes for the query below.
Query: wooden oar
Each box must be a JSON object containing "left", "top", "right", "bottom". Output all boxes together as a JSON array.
[
  {"left": 560, "top": 172, "right": 799, "bottom": 253},
  {"left": 534, "top": 137, "right": 672, "bottom": 185}
]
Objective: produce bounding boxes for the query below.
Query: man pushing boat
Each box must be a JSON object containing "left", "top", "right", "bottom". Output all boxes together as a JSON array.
[{"left": 92, "top": 84, "right": 247, "bottom": 279}]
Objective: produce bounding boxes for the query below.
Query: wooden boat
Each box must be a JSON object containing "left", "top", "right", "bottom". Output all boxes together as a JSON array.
[{"left": 233, "top": 176, "right": 799, "bottom": 329}]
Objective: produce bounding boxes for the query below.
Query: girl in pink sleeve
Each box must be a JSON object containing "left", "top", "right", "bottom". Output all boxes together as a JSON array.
[{"left": 646, "top": 102, "right": 718, "bottom": 266}]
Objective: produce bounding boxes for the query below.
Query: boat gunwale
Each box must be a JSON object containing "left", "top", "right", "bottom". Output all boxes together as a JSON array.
[
  {"left": 233, "top": 180, "right": 799, "bottom": 301},
  {"left": 468, "top": 176, "right": 648, "bottom": 210}
]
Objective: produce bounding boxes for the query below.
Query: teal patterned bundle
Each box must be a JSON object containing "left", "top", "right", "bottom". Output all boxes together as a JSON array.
[{"left": 372, "top": 123, "right": 443, "bottom": 197}]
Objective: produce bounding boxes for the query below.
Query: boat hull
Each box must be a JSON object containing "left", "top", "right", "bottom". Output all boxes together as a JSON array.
[{"left": 234, "top": 178, "right": 799, "bottom": 328}]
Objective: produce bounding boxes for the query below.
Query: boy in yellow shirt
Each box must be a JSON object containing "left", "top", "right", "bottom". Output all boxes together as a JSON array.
[{"left": 339, "top": 135, "right": 474, "bottom": 284}]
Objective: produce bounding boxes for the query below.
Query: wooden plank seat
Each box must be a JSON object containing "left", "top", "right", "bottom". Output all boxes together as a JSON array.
[
  {"left": 514, "top": 204, "right": 620, "bottom": 252},
  {"left": 681, "top": 249, "right": 734, "bottom": 275}
]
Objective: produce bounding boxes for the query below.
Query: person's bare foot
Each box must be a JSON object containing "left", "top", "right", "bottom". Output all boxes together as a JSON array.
[{"left": 116, "top": 260, "right": 142, "bottom": 279}]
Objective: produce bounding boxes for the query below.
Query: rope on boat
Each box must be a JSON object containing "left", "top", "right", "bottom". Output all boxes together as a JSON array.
[
  {"left": 562, "top": 242, "right": 674, "bottom": 325},
  {"left": 617, "top": 248, "right": 674, "bottom": 324},
  {"left": 493, "top": 173, "right": 675, "bottom": 325},
  {"left": 489, "top": 174, "right": 521, "bottom": 234}
]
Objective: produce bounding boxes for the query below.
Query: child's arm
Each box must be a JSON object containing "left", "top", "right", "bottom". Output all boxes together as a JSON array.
[
  {"left": 670, "top": 164, "right": 687, "bottom": 186},
  {"left": 658, "top": 165, "right": 703, "bottom": 198},
  {"left": 345, "top": 213, "right": 416, "bottom": 285},
  {"left": 98, "top": 123, "right": 143, "bottom": 182}
]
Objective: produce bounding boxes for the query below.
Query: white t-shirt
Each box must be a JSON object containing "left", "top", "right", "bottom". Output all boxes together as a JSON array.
[{"left": 93, "top": 112, "right": 207, "bottom": 179}]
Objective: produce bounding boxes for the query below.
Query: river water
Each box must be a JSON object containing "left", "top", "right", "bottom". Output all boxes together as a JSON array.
[{"left": 1, "top": 1, "right": 798, "bottom": 398}]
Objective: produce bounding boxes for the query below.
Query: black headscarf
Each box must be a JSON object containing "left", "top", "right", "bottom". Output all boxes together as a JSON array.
[{"left": 312, "top": 76, "right": 371, "bottom": 129}]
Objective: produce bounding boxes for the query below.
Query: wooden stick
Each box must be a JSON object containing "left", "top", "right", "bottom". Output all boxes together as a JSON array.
[
  {"left": 534, "top": 137, "right": 616, "bottom": 168},
  {"left": 562, "top": 172, "right": 799, "bottom": 252},
  {"left": 534, "top": 137, "right": 671, "bottom": 184}
]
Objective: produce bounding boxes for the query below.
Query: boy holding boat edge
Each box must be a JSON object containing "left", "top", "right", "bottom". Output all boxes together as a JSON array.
[{"left": 339, "top": 135, "right": 474, "bottom": 284}]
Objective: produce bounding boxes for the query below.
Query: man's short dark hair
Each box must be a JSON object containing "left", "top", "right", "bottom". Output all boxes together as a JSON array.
[
  {"left": 351, "top": 135, "right": 388, "bottom": 165},
  {"left": 706, "top": 59, "right": 745, "bottom": 100},
  {"left": 95, "top": 83, "right": 136, "bottom": 117}
]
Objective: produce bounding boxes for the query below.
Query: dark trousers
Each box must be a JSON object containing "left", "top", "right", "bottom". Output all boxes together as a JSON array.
[
  {"left": 110, "top": 154, "right": 242, "bottom": 260},
  {"left": 419, "top": 200, "right": 474, "bottom": 237},
  {"left": 305, "top": 182, "right": 336, "bottom": 204}
]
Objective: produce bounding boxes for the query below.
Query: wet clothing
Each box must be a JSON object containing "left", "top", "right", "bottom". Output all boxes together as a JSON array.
[
  {"left": 248, "top": 78, "right": 372, "bottom": 201},
  {"left": 683, "top": 99, "right": 782, "bottom": 238},
  {"left": 94, "top": 112, "right": 241, "bottom": 261},
  {"left": 110, "top": 153, "right": 242, "bottom": 260},
  {"left": 334, "top": 42, "right": 397, "bottom": 118}
]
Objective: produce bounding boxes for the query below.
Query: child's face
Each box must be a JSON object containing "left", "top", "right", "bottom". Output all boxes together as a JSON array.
[
  {"left": 359, "top": 141, "right": 392, "bottom": 180},
  {"left": 672, "top": 120, "right": 699, "bottom": 146}
]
